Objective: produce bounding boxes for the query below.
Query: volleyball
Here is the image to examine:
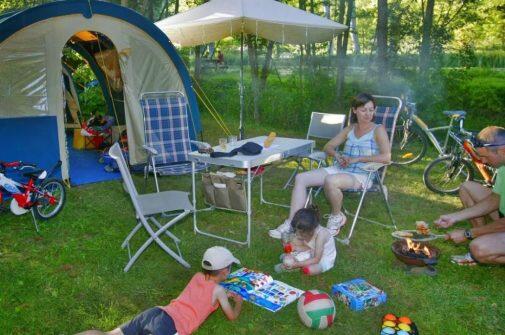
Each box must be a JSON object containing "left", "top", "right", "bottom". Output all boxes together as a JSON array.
[{"left": 297, "top": 290, "right": 336, "bottom": 329}]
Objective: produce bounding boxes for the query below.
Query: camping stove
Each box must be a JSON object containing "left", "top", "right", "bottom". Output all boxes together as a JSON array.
[{"left": 391, "top": 239, "right": 440, "bottom": 276}]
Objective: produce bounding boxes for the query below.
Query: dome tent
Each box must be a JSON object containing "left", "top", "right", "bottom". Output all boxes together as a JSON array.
[{"left": 0, "top": 0, "right": 201, "bottom": 183}]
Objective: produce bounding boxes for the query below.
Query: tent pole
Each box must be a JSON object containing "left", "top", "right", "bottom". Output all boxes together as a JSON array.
[{"left": 239, "top": 31, "right": 244, "bottom": 140}]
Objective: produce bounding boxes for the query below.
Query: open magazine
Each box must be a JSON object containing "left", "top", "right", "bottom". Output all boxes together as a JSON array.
[{"left": 220, "top": 268, "right": 304, "bottom": 312}]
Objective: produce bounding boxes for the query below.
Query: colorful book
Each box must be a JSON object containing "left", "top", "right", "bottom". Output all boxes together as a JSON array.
[{"left": 220, "top": 267, "right": 304, "bottom": 312}]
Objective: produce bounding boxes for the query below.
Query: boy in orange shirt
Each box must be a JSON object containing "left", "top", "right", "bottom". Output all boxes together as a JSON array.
[{"left": 77, "top": 246, "right": 243, "bottom": 335}]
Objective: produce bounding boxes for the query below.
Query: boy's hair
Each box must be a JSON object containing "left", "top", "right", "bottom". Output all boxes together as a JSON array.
[
  {"left": 291, "top": 205, "right": 320, "bottom": 233},
  {"left": 202, "top": 264, "right": 231, "bottom": 277}
]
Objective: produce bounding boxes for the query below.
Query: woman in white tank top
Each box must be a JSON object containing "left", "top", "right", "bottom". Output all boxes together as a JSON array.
[{"left": 269, "top": 93, "right": 391, "bottom": 239}]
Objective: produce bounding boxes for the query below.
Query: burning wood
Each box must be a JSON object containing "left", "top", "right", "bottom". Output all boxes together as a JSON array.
[{"left": 403, "top": 238, "right": 432, "bottom": 259}]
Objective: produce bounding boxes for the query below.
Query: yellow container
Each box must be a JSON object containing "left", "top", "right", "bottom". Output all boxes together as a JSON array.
[{"left": 73, "top": 129, "right": 86, "bottom": 149}]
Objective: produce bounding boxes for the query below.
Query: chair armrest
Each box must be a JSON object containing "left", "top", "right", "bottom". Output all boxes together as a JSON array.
[
  {"left": 361, "top": 162, "right": 389, "bottom": 172},
  {"left": 143, "top": 145, "right": 158, "bottom": 156},
  {"left": 308, "top": 150, "right": 327, "bottom": 161}
]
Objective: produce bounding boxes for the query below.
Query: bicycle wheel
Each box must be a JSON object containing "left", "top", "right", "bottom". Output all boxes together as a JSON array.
[
  {"left": 391, "top": 124, "right": 427, "bottom": 165},
  {"left": 33, "top": 178, "right": 66, "bottom": 220},
  {"left": 423, "top": 156, "right": 474, "bottom": 195}
]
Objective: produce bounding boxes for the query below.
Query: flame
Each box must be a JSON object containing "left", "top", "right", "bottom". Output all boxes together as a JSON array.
[
  {"left": 423, "top": 246, "right": 431, "bottom": 258},
  {"left": 405, "top": 238, "right": 431, "bottom": 257}
]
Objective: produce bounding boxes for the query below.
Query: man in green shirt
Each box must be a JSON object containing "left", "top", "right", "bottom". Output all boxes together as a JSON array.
[{"left": 435, "top": 126, "right": 505, "bottom": 264}]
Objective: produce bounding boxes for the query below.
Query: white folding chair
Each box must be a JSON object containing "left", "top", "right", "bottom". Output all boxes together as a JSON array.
[
  {"left": 109, "top": 143, "right": 192, "bottom": 272},
  {"left": 283, "top": 112, "right": 346, "bottom": 189}
]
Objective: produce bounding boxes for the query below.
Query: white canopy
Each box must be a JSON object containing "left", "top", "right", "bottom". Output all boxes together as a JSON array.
[{"left": 156, "top": 0, "right": 348, "bottom": 47}]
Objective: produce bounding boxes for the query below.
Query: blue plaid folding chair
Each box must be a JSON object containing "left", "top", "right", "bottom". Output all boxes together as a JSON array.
[
  {"left": 307, "top": 95, "right": 402, "bottom": 245},
  {"left": 140, "top": 91, "right": 207, "bottom": 192}
]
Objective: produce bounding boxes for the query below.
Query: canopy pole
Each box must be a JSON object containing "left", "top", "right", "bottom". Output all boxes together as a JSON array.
[{"left": 239, "top": 31, "right": 244, "bottom": 140}]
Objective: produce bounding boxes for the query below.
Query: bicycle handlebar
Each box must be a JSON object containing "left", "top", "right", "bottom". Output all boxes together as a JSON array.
[{"left": 0, "top": 161, "right": 38, "bottom": 173}]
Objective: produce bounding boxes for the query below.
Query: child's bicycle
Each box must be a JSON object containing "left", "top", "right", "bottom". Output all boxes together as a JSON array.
[{"left": 0, "top": 160, "right": 66, "bottom": 231}]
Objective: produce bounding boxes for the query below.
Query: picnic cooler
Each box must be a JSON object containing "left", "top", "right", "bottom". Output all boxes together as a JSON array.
[{"left": 202, "top": 172, "right": 246, "bottom": 212}]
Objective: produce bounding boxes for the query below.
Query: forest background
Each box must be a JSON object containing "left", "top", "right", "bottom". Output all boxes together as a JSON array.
[{"left": 1, "top": 0, "right": 504, "bottom": 132}]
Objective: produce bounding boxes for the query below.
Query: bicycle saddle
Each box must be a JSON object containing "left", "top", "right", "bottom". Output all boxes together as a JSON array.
[
  {"left": 23, "top": 169, "right": 46, "bottom": 179},
  {"left": 443, "top": 110, "right": 466, "bottom": 119}
]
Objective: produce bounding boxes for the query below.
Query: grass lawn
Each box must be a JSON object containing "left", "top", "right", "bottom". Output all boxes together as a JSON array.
[{"left": 1, "top": 114, "right": 504, "bottom": 334}]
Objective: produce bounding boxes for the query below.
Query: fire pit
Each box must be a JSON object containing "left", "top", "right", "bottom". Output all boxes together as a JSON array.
[{"left": 392, "top": 239, "right": 441, "bottom": 275}]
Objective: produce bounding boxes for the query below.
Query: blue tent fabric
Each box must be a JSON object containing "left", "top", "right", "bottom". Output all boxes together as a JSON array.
[{"left": 0, "top": 116, "right": 61, "bottom": 179}]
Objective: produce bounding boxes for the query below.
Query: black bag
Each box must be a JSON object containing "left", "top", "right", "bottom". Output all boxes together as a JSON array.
[{"left": 210, "top": 142, "right": 262, "bottom": 158}]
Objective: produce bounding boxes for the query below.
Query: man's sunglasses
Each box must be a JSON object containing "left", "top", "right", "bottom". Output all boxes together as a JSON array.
[{"left": 472, "top": 138, "right": 505, "bottom": 148}]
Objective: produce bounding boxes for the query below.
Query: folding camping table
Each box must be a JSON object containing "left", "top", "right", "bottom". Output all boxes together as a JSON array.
[{"left": 189, "top": 136, "right": 314, "bottom": 247}]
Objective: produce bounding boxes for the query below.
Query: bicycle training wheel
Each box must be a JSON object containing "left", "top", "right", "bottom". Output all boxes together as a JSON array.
[
  {"left": 391, "top": 125, "right": 427, "bottom": 165},
  {"left": 33, "top": 178, "right": 66, "bottom": 220},
  {"left": 423, "top": 156, "right": 474, "bottom": 195}
]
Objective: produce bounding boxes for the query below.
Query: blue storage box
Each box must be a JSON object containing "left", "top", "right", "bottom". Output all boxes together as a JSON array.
[{"left": 331, "top": 278, "right": 387, "bottom": 311}]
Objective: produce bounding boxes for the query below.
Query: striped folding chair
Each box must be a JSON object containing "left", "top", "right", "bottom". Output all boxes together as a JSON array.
[{"left": 140, "top": 91, "right": 207, "bottom": 192}]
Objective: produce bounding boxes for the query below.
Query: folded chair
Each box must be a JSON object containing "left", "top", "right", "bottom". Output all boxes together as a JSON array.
[
  {"left": 109, "top": 143, "right": 192, "bottom": 272},
  {"left": 283, "top": 112, "right": 346, "bottom": 189},
  {"left": 140, "top": 91, "right": 207, "bottom": 192},
  {"left": 308, "top": 95, "right": 402, "bottom": 245}
]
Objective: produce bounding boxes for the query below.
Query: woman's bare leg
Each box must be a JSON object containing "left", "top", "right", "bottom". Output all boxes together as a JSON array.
[
  {"left": 323, "top": 173, "right": 361, "bottom": 215},
  {"left": 288, "top": 169, "right": 329, "bottom": 220}
]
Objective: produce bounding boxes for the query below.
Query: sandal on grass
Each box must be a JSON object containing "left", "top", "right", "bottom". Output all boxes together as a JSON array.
[{"left": 451, "top": 253, "right": 477, "bottom": 266}]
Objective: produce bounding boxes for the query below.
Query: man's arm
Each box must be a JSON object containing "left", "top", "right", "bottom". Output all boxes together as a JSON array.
[
  {"left": 435, "top": 192, "right": 500, "bottom": 228},
  {"left": 446, "top": 218, "right": 505, "bottom": 243},
  {"left": 215, "top": 286, "right": 242, "bottom": 321},
  {"left": 473, "top": 218, "right": 505, "bottom": 237}
]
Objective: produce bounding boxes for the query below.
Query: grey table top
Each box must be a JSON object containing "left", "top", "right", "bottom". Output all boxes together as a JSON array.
[{"left": 188, "top": 136, "right": 314, "bottom": 169}]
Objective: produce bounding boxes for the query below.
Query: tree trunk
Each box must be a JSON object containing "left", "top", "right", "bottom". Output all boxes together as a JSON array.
[
  {"left": 420, "top": 0, "right": 435, "bottom": 77},
  {"left": 246, "top": 36, "right": 260, "bottom": 121},
  {"left": 260, "top": 41, "right": 275, "bottom": 91},
  {"left": 246, "top": 37, "right": 275, "bottom": 122},
  {"left": 143, "top": 0, "right": 154, "bottom": 21},
  {"left": 335, "top": 0, "right": 352, "bottom": 109},
  {"left": 194, "top": 45, "right": 202, "bottom": 82},
  {"left": 376, "top": 0, "right": 388, "bottom": 75},
  {"left": 175, "top": 0, "right": 180, "bottom": 14},
  {"left": 324, "top": 0, "right": 333, "bottom": 65},
  {"left": 350, "top": 1, "right": 360, "bottom": 54}
]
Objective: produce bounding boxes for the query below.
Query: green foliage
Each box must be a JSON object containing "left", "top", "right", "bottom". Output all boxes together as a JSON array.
[
  {"left": 440, "top": 68, "right": 505, "bottom": 129},
  {"left": 79, "top": 86, "right": 107, "bottom": 120}
]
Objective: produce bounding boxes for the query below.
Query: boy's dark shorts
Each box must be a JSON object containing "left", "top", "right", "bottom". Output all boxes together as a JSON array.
[{"left": 120, "top": 307, "right": 177, "bottom": 335}]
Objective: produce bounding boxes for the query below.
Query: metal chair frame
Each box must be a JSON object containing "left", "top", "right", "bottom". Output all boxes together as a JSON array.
[
  {"left": 283, "top": 112, "right": 346, "bottom": 189},
  {"left": 109, "top": 143, "right": 192, "bottom": 272}
]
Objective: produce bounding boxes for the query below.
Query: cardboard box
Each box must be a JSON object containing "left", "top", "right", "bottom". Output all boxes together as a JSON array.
[{"left": 332, "top": 278, "right": 387, "bottom": 311}]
